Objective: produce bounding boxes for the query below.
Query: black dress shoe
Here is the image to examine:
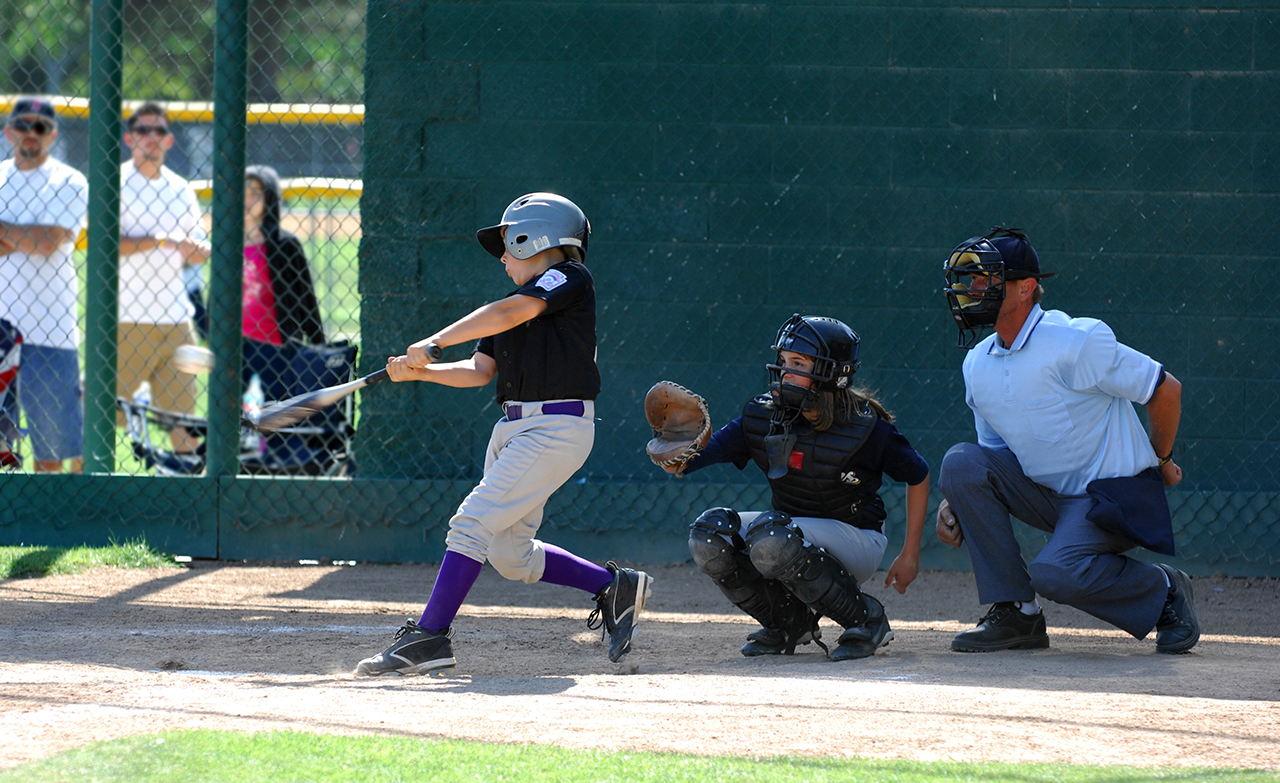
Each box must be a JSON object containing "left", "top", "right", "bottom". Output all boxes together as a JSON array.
[
  {"left": 952, "top": 602, "right": 1050, "bottom": 652},
  {"left": 1155, "top": 565, "right": 1200, "bottom": 654}
]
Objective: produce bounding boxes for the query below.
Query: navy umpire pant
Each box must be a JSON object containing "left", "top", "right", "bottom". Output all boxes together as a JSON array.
[{"left": 939, "top": 442, "right": 1168, "bottom": 639}]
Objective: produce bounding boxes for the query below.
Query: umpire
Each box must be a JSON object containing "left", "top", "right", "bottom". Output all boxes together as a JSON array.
[{"left": 937, "top": 227, "right": 1199, "bottom": 654}]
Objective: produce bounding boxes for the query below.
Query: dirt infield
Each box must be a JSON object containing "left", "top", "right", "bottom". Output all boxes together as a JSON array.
[{"left": 1, "top": 562, "right": 1278, "bottom": 771}]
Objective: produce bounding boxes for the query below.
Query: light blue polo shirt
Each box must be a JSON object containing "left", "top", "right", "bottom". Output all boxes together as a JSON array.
[{"left": 962, "top": 305, "right": 1163, "bottom": 496}]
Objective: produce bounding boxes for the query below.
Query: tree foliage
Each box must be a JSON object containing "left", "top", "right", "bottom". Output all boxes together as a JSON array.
[{"left": 2, "top": 0, "right": 364, "bottom": 104}]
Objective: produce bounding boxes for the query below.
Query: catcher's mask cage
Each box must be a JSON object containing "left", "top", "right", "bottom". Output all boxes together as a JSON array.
[
  {"left": 943, "top": 226, "right": 1047, "bottom": 350},
  {"left": 476, "top": 192, "right": 591, "bottom": 263},
  {"left": 766, "top": 314, "right": 861, "bottom": 417}
]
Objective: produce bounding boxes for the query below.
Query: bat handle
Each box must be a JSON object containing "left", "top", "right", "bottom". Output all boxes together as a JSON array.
[
  {"left": 363, "top": 367, "right": 390, "bottom": 387},
  {"left": 426, "top": 342, "right": 443, "bottom": 362}
]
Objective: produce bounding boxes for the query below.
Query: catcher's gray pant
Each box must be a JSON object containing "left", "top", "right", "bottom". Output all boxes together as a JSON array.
[
  {"left": 739, "top": 511, "right": 888, "bottom": 586},
  {"left": 445, "top": 400, "right": 595, "bottom": 583},
  {"left": 939, "top": 442, "right": 1167, "bottom": 638}
]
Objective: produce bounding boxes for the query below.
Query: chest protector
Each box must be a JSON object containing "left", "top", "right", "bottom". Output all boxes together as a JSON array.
[{"left": 741, "top": 396, "right": 878, "bottom": 529}]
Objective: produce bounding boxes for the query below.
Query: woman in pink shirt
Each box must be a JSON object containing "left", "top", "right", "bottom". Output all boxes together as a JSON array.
[{"left": 242, "top": 165, "right": 324, "bottom": 401}]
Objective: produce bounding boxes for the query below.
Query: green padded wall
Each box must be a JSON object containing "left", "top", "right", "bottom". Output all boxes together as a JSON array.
[{"left": 354, "top": 1, "right": 1280, "bottom": 575}]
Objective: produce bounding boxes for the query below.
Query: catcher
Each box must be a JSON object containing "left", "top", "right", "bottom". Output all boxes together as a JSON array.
[{"left": 646, "top": 314, "right": 930, "bottom": 661}]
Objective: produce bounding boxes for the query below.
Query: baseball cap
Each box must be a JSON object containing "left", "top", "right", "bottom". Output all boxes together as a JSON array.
[
  {"left": 989, "top": 233, "right": 1053, "bottom": 280},
  {"left": 8, "top": 97, "right": 57, "bottom": 124}
]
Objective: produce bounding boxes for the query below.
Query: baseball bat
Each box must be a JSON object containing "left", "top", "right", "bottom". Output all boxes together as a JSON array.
[{"left": 249, "top": 343, "right": 443, "bottom": 432}]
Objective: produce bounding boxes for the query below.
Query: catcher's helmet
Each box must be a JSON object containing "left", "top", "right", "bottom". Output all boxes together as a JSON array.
[
  {"left": 767, "top": 315, "right": 861, "bottom": 414},
  {"left": 476, "top": 192, "right": 590, "bottom": 262},
  {"left": 943, "top": 227, "right": 1052, "bottom": 349}
]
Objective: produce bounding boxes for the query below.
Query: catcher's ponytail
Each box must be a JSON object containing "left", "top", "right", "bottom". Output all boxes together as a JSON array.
[{"left": 811, "top": 387, "right": 893, "bottom": 431}]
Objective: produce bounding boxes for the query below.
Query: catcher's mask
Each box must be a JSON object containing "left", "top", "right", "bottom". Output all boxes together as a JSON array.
[
  {"left": 943, "top": 226, "right": 1052, "bottom": 349},
  {"left": 476, "top": 192, "right": 590, "bottom": 263},
  {"left": 766, "top": 314, "right": 861, "bottom": 418}
]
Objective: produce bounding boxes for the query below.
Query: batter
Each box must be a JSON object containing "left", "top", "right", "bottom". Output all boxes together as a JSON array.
[{"left": 355, "top": 193, "right": 651, "bottom": 676}]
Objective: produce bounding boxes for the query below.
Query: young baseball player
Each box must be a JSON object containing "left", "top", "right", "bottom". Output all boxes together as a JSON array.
[
  {"left": 355, "top": 192, "right": 652, "bottom": 676},
  {"left": 663, "top": 315, "right": 930, "bottom": 661}
]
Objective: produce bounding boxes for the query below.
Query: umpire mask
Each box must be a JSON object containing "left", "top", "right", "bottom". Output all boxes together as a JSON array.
[{"left": 943, "top": 226, "right": 1052, "bottom": 349}]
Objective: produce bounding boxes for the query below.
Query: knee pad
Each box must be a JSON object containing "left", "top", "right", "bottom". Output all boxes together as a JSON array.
[
  {"left": 689, "top": 508, "right": 808, "bottom": 631},
  {"left": 688, "top": 508, "right": 744, "bottom": 579},
  {"left": 742, "top": 511, "right": 800, "bottom": 579},
  {"left": 746, "top": 516, "right": 868, "bottom": 629}
]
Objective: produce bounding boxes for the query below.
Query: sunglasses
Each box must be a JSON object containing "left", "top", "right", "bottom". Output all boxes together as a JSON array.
[
  {"left": 130, "top": 125, "right": 170, "bottom": 137},
  {"left": 9, "top": 118, "right": 53, "bottom": 135}
]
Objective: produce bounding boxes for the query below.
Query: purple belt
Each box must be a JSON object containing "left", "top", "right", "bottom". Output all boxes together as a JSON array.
[{"left": 504, "top": 401, "right": 586, "bottom": 421}]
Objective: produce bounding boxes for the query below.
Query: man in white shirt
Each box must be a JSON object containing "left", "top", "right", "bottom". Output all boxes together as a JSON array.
[
  {"left": 0, "top": 97, "right": 89, "bottom": 473},
  {"left": 117, "top": 102, "right": 210, "bottom": 453},
  {"left": 936, "top": 227, "right": 1199, "bottom": 654}
]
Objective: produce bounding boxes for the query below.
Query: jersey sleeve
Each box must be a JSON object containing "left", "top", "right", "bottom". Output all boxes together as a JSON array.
[
  {"left": 877, "top": 421, "right": 931, "bottom": 486},
  {"left": 1069, "top": 321, "right": 1162, "bottom": 404},
  {"left": 682, "top": 417, "right": 751, "bottom": 474},
  {"left": 474, "top": 335, "right": 494, "bottom": 358},
  {"left": 513, "top": 262, "right": 587, "bottom": 313}
]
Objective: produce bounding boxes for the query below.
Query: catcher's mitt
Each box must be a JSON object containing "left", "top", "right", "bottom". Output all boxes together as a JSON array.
[{"left": 644, "top": 381, "right": 711, "bottom": 472}]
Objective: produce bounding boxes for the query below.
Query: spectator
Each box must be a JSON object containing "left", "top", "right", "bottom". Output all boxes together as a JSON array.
[
  {"left": 118, "top": 102, "right": 210, "bottom": 453},
  {"left": 241, "top": 165, "right": 324, "bottom": 401},
  {"left": 0, "top": 97, "right": 89, "bottom": 473}
]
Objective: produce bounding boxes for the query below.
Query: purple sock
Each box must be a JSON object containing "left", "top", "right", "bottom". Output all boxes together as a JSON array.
[
  {"left": 540, "top": 543, "right": 612, "bottom": 595},
  {"left": 418, "top": 551, "right": 484, "bottom": 632}
]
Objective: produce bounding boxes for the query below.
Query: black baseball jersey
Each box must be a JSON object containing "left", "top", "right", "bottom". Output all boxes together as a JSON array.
[
  {"left": 475, "top": 260, "right": 600, "bottom": 404},
  {"left": 684, "top": 396, "right": 930, "bottom": 532}
]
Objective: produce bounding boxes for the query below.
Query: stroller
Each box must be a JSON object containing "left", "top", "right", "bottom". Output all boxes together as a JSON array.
[
  {"left": 0, "top": 319, "right": 21, "bottom": 470},
  {"left": 118, "top": 340, "right": 360, "bottom": 477}
]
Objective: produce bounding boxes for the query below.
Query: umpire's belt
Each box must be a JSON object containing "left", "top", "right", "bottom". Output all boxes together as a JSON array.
[{"left": 503, "top": 400, "right": 591, "bottom": 421}]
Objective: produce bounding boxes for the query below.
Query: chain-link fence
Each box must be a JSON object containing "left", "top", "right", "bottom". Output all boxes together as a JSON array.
[
  {"left": 1, "top": 0, "right": 363, "bottom": 481},
  {"left": 3, "top": 1, "right": 1278, "bottom": 576}
]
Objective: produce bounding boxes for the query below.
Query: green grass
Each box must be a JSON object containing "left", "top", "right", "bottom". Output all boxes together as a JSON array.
[
  {"left": 0, "top": 538, "right": 180, "bottom": 579},
  {"left": 1, "top": 730, "right": 1272, "bottom": 783}
]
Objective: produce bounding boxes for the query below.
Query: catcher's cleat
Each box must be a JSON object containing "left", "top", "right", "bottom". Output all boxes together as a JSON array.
[
  {"left": 829, "top": 595, "right": 893, "bottom": 661},
  {"left": 354, "top": 620, "right": 456, "bottom": 677},
  {"left": 589, "top": 561, "right": 653, "bottom": 663},
  {"left": 740, "top": 609, "right": 825, "bottom": 657},
  {"left": 1155, "top": 565, "right": 1200, "bottom": 654},
  {"left": 951, "top": 602, "right": 1050, "bottom": 652}
]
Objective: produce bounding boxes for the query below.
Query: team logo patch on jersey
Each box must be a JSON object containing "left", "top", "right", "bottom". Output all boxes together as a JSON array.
[
  {"left": 788, "top": 450, "right": 804, "bottom": 471},
  {"left": 535, "top": 269, "right": 568, "bottom": 291},
  {"left": 841, "top": 470, "right": 861, "bottom": 485}
]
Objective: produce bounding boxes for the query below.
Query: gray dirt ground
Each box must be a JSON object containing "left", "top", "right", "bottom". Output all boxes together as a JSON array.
[{"left": 1, "top": 561, "right": 1278, "bottom": 771}]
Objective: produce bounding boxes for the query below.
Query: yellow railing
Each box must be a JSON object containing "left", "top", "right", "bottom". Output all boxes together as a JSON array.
[{"left": 1, "top": 95, "right": 364, "bottom": 125}]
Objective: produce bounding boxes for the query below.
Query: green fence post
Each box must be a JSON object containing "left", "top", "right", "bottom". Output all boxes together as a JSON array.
[
  {"left": 207, "top": 0, "right": 249, "bottom": 478},
  {"left": 84, "top": 0, "right": 124, "bottom": 474}
]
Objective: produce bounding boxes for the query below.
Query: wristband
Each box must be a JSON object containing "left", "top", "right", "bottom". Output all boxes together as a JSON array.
[{"left": 1157, "top": 451, "right": 1173, "bottom": 467}]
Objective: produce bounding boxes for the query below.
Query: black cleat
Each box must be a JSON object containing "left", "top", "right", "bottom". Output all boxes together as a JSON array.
[
  {"left": 589, "top": 561, "right": 653, "bottom": 663},
  {"left": 830, "top": 595, "right": 894, "bottom": 661},
  {"left": 740, "top": 611, "right": 823, "bottom": 657},
  {"left": 952, "top": 602, "right": 1050, "bottom": 652},
  {"left": 354, "top": 620, "right": 456, "bottom": 676},
  {"left": 1155, "top": 565, "right": 1200, "bottom": 654}
]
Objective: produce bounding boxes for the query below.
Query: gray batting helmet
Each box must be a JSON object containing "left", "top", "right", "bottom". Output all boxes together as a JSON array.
[{"left": 476, "top": 192, "right": 590, "bottom": 262}]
